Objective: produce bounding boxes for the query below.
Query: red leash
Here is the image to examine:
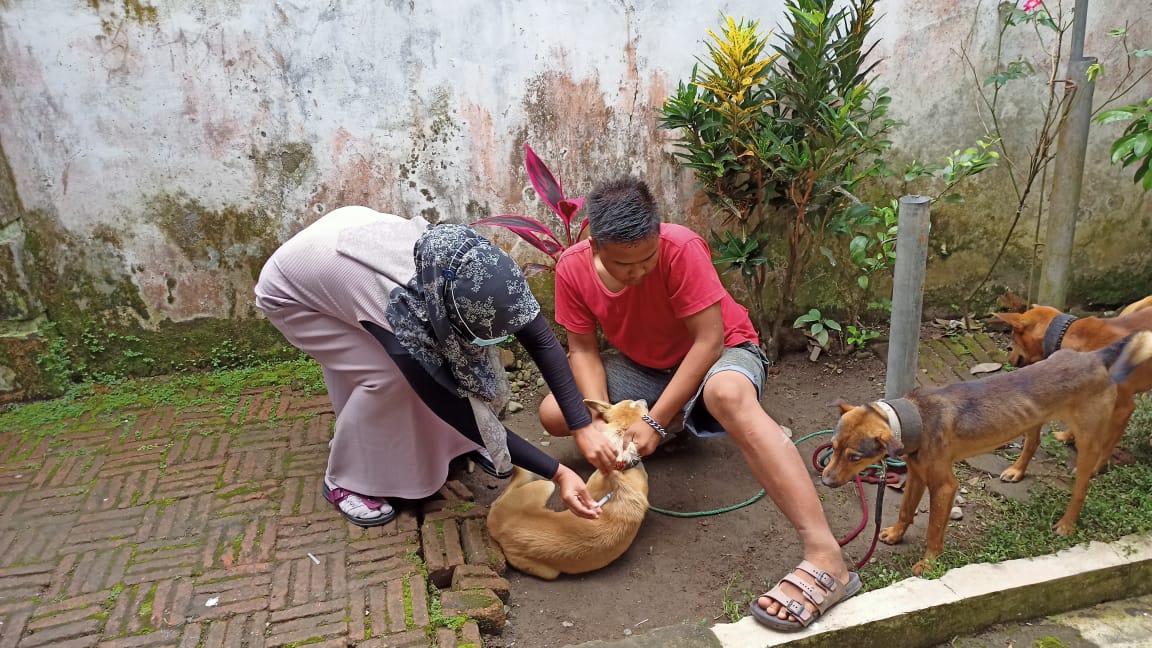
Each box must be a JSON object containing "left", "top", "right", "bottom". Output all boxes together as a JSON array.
[{"left": 813, "top": 442, "right": 899, "bottom": 570}]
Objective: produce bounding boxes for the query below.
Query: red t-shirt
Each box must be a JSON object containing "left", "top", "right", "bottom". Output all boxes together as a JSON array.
[{"left": 554, "top": 223, "right": 759, "bottom": 370}]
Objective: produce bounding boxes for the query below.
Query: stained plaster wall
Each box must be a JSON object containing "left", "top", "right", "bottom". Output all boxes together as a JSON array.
[{"left": 0, "top": 0, "right": 1149, "bottom": 398}]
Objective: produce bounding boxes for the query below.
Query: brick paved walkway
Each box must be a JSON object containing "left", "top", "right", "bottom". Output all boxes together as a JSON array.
[
  {"left": 0, "top": 332, "right": 1006, "bottom": 648},
  {"left": 0, "top": 389, "right": 507, "bottom": 648},
  {"left": 915, "top": 331, "right": 1008, "bottom": 388}
]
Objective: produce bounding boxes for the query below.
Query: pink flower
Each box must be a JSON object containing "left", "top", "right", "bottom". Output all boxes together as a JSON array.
[{"left": 1023, "top": 0, "right": 1042, "bottom": 11}]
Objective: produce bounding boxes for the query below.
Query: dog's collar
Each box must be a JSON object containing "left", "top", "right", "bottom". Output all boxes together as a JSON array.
[
  {"left": 873, "top": 400, "right": 902, "bottom": 441},
  {"left": 1042, "top": 313, "right": 1078, "bottom": 359},
  {"left": 876, "top": 398, "right": 923, "bottom": 454}
]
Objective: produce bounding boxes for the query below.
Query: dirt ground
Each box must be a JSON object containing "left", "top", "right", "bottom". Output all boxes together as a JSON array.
[{"left": 455, "top": 348, "right": 938, "bottom": 647}]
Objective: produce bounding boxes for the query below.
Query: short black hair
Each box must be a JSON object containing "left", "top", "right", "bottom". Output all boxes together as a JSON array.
[{"left": 585, "top": 176, "right": 661, "bottom": 244}]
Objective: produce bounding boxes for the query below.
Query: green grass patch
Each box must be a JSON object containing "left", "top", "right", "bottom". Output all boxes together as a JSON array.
[
  {"left": 721, "top": 575, "right": 750, "bottom": 623},
  {"left": 1122, "top": 394, "right": 1152, "bottom": 464},
  {"left": 0, "top": 356, "right": 325, "bottom": 438}
]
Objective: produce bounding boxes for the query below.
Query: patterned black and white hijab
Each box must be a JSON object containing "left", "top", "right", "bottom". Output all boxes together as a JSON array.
[
  {"left": 386, "top": 224, "right": 539, "bottom": 474},
  {"left": 387, "top": 223, "right": 539, "bottom": 400}
]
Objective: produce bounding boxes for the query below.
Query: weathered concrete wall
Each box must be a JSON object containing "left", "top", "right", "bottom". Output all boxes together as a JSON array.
[
  {"left": 883, "top": 0, "right": 1151, "bottom": 308},
  {"left": 0, "top": 0, "right": 1149, "bottom": 398}
]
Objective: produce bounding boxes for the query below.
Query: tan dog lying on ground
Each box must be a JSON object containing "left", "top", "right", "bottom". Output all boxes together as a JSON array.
[
  {"left": 1119, "top": 295, "right": 1152, "bottom": 317},
  {"left": 486, "top": 399, "right": 649, "bottom": 580},
  {"left": 822, "top": 332, "right": 1152, "bottom": 575},
  {"left": 995, "top": 297, "right": 1152, "bottom": 470}
]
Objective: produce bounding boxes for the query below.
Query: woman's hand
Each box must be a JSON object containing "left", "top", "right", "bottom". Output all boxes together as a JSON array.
[
  {"left": 571, "top": 420, "right": 618, "bottom": 474},
  {"left": 551, "top": 465, "right": 602, "bottom": 519}
]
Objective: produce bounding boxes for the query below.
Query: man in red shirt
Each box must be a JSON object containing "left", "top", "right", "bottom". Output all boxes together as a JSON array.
[{"left": 539, "top": 176, "right": 860, "bottom": 632}]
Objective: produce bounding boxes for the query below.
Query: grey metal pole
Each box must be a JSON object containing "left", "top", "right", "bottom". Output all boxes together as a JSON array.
[
  {"left": 885, "top": 195, "right": 931, "bottom": 399},
  {"left": 1069, "top": 0, "right": 1088, "bottom": 59},
  {"left": 1037, "top": 56, "right": 1097, "bottom": 309}
]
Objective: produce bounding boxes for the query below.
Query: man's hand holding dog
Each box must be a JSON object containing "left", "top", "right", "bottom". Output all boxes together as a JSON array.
[
  {"left": 626, "top": 420, "right": 662, "bottom": 457},
  {"left": 571, "top": 420, "right": 618, "bottom": 474}
]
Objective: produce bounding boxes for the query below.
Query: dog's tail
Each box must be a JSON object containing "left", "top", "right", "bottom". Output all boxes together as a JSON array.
[{"left": 1100, "top": 330, "right": 1152, "bottom": 384}]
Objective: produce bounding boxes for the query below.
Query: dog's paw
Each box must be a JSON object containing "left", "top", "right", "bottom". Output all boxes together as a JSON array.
[
  {"left": 999, "top": 467, "right": 1025, "bottom": 482},
  {"left": 1053, "top": 519, "right": 1076, "bottom": 536},
  {"left": 879, "top": 526, "right": 905, "bottom": 545},
  {"left": 911, "top": 559, "right": 931, "bottom": 576},
  {"left": 1053, "top": 429, "right": 1074, "bottom": 444}
]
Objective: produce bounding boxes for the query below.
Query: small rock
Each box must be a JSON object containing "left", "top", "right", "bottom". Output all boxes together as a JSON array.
[
  {"left": 507, "top": 401, "right": 524, "bottom": 414},
  {"left": 960, "top": 487, "right": 969, "bottom": 494},
  {"left": 540, "top": 441, "right": 551, "bottom": 447},
  {"left": 950, "top": 506, "right": 963, "bottom": 520},
  {"left": 970, "top": 362, "right": 1003, "bottom": 375},
  {"left": 536, "top": 377, "right": 546, "bottom": 388},
  {"left": 623, "top": 629, "right": 633, "bottom": 636},
  {"left": 500, "top": 348, "right": 516, "bottom": 369},
  {"left": 562, "top": 621, "right": 574, "bottom": 628},
  {"left": 954, "top": 494, "right": 966, "bottom": 505}
]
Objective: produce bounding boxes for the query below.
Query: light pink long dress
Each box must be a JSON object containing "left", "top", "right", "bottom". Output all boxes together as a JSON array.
[{"left": 254, "top": 207, "right": 479, "bottom": 499}]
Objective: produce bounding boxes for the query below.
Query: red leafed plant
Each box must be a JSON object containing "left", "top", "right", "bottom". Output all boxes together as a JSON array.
[{"left": 472, "top": 144, "right": 587, "bottom": 276}]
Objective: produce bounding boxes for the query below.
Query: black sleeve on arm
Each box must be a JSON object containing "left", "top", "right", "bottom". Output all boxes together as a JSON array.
[
  {"left": 514, "top": 314, "right": 593, "bottom": 430},
  {"left": 362, "top": 321, "right": 561, "bottom": 479}
]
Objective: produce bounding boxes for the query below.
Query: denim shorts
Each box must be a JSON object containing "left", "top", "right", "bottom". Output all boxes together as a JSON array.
[{"left": 603, "top": 342, "right": 769, "bottom": 438}]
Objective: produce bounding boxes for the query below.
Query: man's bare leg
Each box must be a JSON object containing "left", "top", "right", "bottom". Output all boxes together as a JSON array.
[{"left": 703, "top": 371, "right": 850, "bottom": 623}]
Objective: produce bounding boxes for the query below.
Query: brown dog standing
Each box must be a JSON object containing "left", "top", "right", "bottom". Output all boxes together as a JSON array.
[
  {"left": 823, "top": 332, "right": 1152, "bottom": 575},
  {"left": 996, "top": 299, "right": 1152, "bottom": 470},
  {"left": 486, "top": 399, "right": 649, "bottom": 580}
]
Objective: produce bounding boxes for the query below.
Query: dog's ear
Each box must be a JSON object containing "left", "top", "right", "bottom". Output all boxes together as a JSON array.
[
  {"left": 993, "top": 312, "right": 1021, "bottom": 328},
  {"left": 833, "top": 399, "right": 855, "bottom": 415},
  {"left": 583, "top": 399, "right": 613, "bottom": 416}
]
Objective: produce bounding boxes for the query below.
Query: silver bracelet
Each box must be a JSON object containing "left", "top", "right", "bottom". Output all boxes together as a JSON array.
[{"left": 642, "top": 414, "right": 668, "bottom": 439}]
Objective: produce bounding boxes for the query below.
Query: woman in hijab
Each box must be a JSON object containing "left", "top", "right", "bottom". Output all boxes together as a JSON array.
[{"left": 255, "top": 206, "right": 617, "bottom": 526}]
